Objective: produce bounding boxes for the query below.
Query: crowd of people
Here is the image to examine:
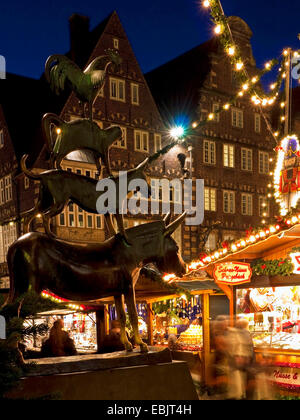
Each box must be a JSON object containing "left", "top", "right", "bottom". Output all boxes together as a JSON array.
[{"left": 210, "top": 315, "right": 273, "bottom": 400}]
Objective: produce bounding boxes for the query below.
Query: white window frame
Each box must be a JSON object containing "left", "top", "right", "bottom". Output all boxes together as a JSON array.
[
  {"left": 241, "top": 193, "right": 253, "bottom": 216},
  {"left": 110, "top": 77, "right": 126, "bottom": 102},
  {"left": 241, "top": 148, "right": 253, "bottom": 171},
  {"left": 232, "top": 108, "right": 244, "bottom": 128},
  {"left": 212, "top": 103, "right": 220, "bottom": 122},
  {"left": 131, "top": 83, "right": 139, "bottom": 105},
  {"left": 223, "top": 144, "right": 235, "bottom": 168},
  {"left": 134, "top": 130, "right": 149, "bottom": 152},
  {"left": 4, "top": 175, "right": 12, "bottom": 202},
  {"left": 204, "top": 187, "right": 217, "bottom": 212},
  {"left": 0, "top": 179, "right": 4, "bottom": 205},
  {"left": 154, "top": 134, "right": 162, "bottom": 153},
  {"left": 259, "top": 151, "right": 269, "bottom": 174},
  {"left": 254, "top": 113, "right": 261, "bottom": 133},
  {"left": 205, "top": 232, "right": 217, "bottom": 252},
  {"left": 223, "top": 190, "right": 235, "bottom": 214},
  {"left": 203, "top": 140, "right": 216, "bottom": 165}
]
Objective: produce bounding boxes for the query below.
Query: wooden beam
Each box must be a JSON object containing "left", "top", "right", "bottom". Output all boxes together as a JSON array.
[
  {"left": 202, "top": 293, "right": 211, "bottom": 386},
  {"left": 146, "top": 303, "right": 154, "bottom": 346}
]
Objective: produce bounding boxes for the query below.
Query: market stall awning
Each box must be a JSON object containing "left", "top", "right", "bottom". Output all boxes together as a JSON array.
[{"left": 204, "top": 223, "right": 300, "bottom": 269}]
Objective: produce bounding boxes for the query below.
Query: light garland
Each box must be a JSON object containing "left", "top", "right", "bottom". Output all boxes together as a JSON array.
[
  {"left": 163, "top": 214, "right": 300, "bottom": 282},
  {"left": 41, "top": 290, "right": 85, "bottom": 311},
  {"left": 194, "top": 0, "right": 299, "bottom": 143}
]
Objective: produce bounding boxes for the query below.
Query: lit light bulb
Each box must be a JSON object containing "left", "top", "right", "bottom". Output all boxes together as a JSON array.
[
  {"left": 192, "top": 122, "right": 198, "bottom": 129},
  {"left": 223, "top": 103, "right": 230, "bottom": 110},
  {"left": 236, "top": 62, "right": 244, "bottom": 71},
  {"left": 203, "top": 0, "right": 210, "bottom": 7},
  {"left": 283, "top": 50, "right": 289, "bottom": 56},
  {"left": 281, "top": 102, "right": 285, "bottom": 108},
  {"left": 228, "top": 46, "right": 235, "bottom": 56},
  {"left": 242, "top": 83, "right": 249, "bottom": 91},
  {"left": 214, "top": 25, "right": 222, "bottom": 35},
  {"left": 270, "top": 83, "right": 276, "bottom": 90},
  {"left": 56, "top": 128, "right": 62, "bottom": 135},
  {"left": 251, "top": 76, "right": 258, "bottom": 84},
  {"left": 265, "top": 62, "right": 271, "bottom": 69},
  {"left": 208, "top": 113, "right": 214, "bottom": 120}
]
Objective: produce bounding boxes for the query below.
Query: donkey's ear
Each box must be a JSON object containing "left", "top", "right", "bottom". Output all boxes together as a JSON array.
[
  {"left": 163, "top": 213, "right": 172, "bottom": 226},
  {"left": 164, "top": 212, "right": 187, "bottom": 236}
]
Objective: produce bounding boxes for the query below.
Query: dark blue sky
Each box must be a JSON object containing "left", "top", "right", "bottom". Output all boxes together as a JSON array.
[{"left": 1, "top": 0, "right": 300, "bottom": 80}]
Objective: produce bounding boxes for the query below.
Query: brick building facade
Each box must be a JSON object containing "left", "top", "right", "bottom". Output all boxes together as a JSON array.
[
  {"left": 146, "top": 16, "right": 276, "bottom": 261},
  {"left": 0, "top": 12, "right": 278, "bottom": 290}
]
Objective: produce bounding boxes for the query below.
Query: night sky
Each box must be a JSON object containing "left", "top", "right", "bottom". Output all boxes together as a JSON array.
[{"left": 1, "top": 0, "right": 300, "bottom": 80}]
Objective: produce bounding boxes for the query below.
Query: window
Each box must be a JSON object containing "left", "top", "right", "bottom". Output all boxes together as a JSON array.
[
  {"left": 4, "top": 175, "right": 12, "bottom": 202},
  {"left": 232, "top": 108, "right": 244, "bottom": 128},
  {"left": 204, "top": 188, "right": 217, "bottom": 212},
  {"left": 113, "top": 38, "right": 119, "bottom": 49},
  {"left": 212, "top": 103, "right": 220, "bottom": 122},
  {"left": 110, "top": 78, "right": 125, "bottom": 102},
  {"left": 223, "top": 190, "right": 235, "bottom": 214},
  {"left": 131, "top": 83, "right": 139, "bottom": 105},
  {"left": 259, "top": 196, "right": 269, "bottom": 217},
  {"left": 241, "top": 148, "right": 253, "bottom": 171},
  {"left": 0, "top": 179, "right": 4, "bottom": 205},
  {"left": 59, "top": 213, "right": 65, "bottom": 226},
  {"left": 259, "top": 151, "right": 269, "bottom": 174},
  {"left": 205, "top": 232, "right": 217, "bottom": 252},
  {"left": 255, "top": 113, "right": 261, "bottom": 133},
  {"left": 134, "top": 130, "right": 149, "bottom": 152},
  {"left": 2, "top": 222, "right": 17, "bottom": 260},
  {"left": 203, "top": 140, "right": 216, "bottom": 165},
  {"left": 241, "top": 193, "right": 253, "bottom": 216},
  {"left": 95, "top": 215, "right": 103, "bottom": 229},
  {"left": 86, "top": 214, "right": 93, "bottom": 229},
  {"left": 77, "top": 207, "right": 84, "bottom": 227},
  {"left": 68, "top": 203, "right": 75, "bottom": 227},
  {"left": 0, "top": 130, "right": 4, "bottom": 148},
  {"left": 154, "top": 134, "right": 162, "bottom": 153},
  {"left": 223, "top": 144, "right": 235, "bottom": 168},
  {"left": 114, "top": 127, "right": 127, "bottom": 148}
]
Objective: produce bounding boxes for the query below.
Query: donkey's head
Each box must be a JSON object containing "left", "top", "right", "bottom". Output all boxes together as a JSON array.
[{"left": 155, "top": 213, "right": 187, "bottom": 278}]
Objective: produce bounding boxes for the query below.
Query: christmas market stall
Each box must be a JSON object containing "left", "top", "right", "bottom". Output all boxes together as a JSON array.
[{"left": 199, "top": 220, "right": 300, "bottom": 394}]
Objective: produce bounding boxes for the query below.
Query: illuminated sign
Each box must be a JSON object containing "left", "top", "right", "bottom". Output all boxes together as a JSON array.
[{"left": 213, "top": 262, "right": 252, "bottom": 285}]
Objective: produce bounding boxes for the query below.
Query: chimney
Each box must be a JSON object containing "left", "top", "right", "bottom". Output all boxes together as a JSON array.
[{"left": 69, "top": 14, "right": 90, "bottom": 68}]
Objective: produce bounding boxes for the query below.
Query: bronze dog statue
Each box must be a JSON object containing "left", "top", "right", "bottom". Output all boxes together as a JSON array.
[
  {"left": 21, "top": 155, "right": 150, "bottom": 240},
  {"left": 42, "top": 113, "right": 122, "bottom": 177},
  {"left": 5, "top": 215, "right": 187, "bottom": 353}
]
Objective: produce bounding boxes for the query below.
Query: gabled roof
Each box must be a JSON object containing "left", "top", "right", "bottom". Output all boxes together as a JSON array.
[
  {"left": 0, "top": 12, "right": 116, "bottom": 169},
  {"left": 145, "top": 38, "right": 216, "bottom": 124}
]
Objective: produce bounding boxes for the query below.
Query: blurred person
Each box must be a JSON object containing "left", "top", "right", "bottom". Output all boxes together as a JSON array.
[
  {"left": 254, "top": 354, "right": 274, "bottom": 400},
  {"left": 226, "top": 318, "right": 255, "bottom": 400},
  {"left": 210, "top": 315, "right": 230, "bottom": 396},
  {"left": 41, "top": 319, "right": 77, "bottom": 357}
]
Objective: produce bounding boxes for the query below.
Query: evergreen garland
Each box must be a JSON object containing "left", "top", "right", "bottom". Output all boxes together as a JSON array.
[{"left": 251, "top": 258, "right": 294, "bottom": 277}]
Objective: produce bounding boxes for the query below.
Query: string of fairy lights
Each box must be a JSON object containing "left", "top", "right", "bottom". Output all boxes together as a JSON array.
[
  {"left": 192, "top": 0, "right": 300, "bottom": 145},
  {"left": 163, "top": 0, "right": 300, "bottom": 282}
]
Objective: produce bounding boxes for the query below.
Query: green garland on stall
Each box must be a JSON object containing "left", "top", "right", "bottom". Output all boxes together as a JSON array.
[{"left": 251, "top": 258, "right": 294, "bottom": 277}]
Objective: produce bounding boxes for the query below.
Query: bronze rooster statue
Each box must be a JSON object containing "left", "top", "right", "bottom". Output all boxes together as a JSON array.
[{"left": 45, "top": 49, "right": 122, "bottom": 120}]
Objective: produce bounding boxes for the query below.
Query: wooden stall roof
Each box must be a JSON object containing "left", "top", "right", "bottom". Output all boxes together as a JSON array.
[{"left": 204, "top": 223, "right": 300, "bottom": 273}]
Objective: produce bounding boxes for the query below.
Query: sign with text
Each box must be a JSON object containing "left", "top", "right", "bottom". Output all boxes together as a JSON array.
[
  {"left": 213, "top": 262, "right": 252, "bottom": 285},
  {"left": 267, "top": 365, "right": 300, "bottom": 391}
]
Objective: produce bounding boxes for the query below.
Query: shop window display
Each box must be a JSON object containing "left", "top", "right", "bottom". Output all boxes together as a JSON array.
[{"left": 237, "top": 286, "right": 300, "bottom": 350}]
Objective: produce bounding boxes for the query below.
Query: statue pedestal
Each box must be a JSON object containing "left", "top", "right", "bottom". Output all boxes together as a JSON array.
[{"left": 7, "top": 347, "right": 199, "bottom": 400}]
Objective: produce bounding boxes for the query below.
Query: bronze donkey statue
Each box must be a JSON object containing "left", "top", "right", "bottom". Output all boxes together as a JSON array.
[
  {"left": 5, "top": 214, "right": 187, "bottom": 353},
  {"left": 21, "top": 154, "right": 150, "bottom": 241},
  {"left": 42, "top": 113, "right": 122, "bottom": 177}
]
